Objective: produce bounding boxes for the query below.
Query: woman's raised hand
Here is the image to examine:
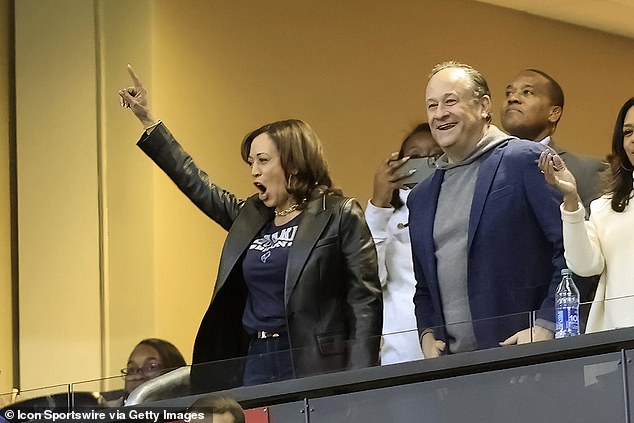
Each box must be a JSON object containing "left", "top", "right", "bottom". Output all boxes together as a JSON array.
[
  {"left": 370, "top": 152, "right": 412, "bottom": 208},
  {"left": 118, "top": 65, "right": 157, "bottom": 129},
  {"left": 537, "top": 149, "right": 581, "bottom": 211}
]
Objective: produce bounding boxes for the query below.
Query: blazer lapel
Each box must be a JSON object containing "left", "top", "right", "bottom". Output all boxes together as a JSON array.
[
  {"left": 467, "top": 148, "right": 504, "bottom": 251},
  {"left": 421, "top": 171, "right": 443, "bottom": 280},
  {"left": 213, "top": 198, "right": 272, "bottom": 300},
  {"left": 284, "top": 195, "right": 332, "bottom": 306}
]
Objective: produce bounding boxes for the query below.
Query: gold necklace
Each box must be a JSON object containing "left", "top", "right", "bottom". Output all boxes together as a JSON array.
[{"left": 274, "top": 203, "right": 300, "bottom": 217}]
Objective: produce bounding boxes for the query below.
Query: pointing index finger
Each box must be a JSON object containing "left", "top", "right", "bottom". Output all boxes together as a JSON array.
[{"left": 127, "top": 64, "right": 143, "bottom": 88}]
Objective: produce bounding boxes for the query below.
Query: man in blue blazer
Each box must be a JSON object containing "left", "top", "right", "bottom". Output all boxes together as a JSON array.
[{"left": 408, "top": 61, "right": 565, "bottom": 357}]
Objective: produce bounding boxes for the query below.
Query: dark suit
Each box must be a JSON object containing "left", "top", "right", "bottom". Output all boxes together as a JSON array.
[
  {"left": 409, "top": 138, "right": 565, "bottom": 351},
  {"left": 137, "top": 124, "right": 382, "bottom": 390}
]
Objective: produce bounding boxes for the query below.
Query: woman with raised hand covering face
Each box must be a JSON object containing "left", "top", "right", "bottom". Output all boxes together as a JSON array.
[{"left": 366, "top": 123, "right": 441, "bottom": 364}]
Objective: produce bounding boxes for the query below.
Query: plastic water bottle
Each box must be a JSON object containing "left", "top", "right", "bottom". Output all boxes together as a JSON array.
[{"left": 555, "top": 268, "right": 580, "bottom": 338}]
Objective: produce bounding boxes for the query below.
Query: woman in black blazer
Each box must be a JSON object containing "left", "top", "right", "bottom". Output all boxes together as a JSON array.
[{"left": 119, "top": 66, "right": 382, "bottom": 390}]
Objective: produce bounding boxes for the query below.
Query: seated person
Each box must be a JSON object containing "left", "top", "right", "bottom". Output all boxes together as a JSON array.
[
  {"left": 189, "top": 394, "right": 245, "bottom": 423},
  {"left": 106, "top": 338, "right": 187, "bottom": 406}
]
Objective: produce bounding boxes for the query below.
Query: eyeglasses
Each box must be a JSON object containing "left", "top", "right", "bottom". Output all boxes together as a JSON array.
[{"left": 120, "top": 362, "right": 163, "bottom": 378}]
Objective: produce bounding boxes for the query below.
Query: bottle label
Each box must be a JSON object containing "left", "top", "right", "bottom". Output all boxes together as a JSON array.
[{"left": 556, "top": 306, "right": 579, "bottom": 338}]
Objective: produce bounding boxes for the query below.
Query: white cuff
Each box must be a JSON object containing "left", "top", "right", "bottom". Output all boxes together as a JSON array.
[
  {"left": 560, "top": 201, "right": 585, "bottom": 223},
  {"left": 365, "top": 200, "right": 393, "bottom": 237}
]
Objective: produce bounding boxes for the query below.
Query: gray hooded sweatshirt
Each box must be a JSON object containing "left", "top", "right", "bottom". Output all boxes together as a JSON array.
[{"left": 433, "top": 125, "right": 515, "bottom": 353}]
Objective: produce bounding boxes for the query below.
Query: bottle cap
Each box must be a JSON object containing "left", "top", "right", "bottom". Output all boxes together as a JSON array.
[{"left": 561, "top": 268, "right": 572, "bottom": 276}]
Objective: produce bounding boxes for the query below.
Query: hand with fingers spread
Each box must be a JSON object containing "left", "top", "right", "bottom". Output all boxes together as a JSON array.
[
  {"left": 118, "top": 64, "right": 158, "bottom": 129},
  {"left": 537, "top": 150, "right": 581, "bottom": 211},
  {"left": 370, "top": 152, "right": 413, "bottom": 208}
]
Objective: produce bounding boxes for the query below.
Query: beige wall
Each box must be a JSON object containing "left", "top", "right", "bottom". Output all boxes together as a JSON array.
[
  {"left": 15, "top": 0, "right": 102, "bottom": 389},
  {"left": 152, "top": 0, "right": 634, "bottom": 204},
  {"left": 97, "top": 0, "right": 155, "bottom": 385},
  {"left": 5, "top": 0, "right": 634, "bottom": 391},
  {"left": 14, "top": 0, "right": 154, "bottom": 389},
  {"left": 0, "top": 0, "right": 13, "bottom": 395}
]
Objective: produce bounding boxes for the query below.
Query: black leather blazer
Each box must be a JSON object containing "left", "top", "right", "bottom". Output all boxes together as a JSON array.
[{"left": 138, "top": 123, "right": 382, "bottom": 389}]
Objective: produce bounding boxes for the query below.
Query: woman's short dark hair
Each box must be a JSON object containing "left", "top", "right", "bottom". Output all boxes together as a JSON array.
[
  {"left": 136, "top": 338, "right": 187, "bottom": 371},
  {"left": 241, "top": 119, "right": 342, "bottom": 205},
  {"left": 605, "top": 97, "right": 634, "bottom": 212}
]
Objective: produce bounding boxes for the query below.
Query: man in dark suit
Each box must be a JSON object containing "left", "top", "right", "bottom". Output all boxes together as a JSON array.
[
  {"left": 501, "top": 69, "right": 605, "bottom": 323},
  {"left": 501, "top": 69, "right": 606, "bottom": 212},
  {"left": 409, "top": 61, "right": 565, "bottom": 358}
]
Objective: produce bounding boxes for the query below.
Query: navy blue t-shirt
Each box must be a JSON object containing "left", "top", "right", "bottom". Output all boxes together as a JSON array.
[{"left": 242, "top": 214, "right": 302, "bottom": 334}]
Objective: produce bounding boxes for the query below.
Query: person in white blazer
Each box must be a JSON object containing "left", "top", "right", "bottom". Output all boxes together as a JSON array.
[
  {"left": 538, "top": 97, "right": 634, "bottom": 333},
  {"left": 366, "top": 123, "right": 442, "bottom": 364}
]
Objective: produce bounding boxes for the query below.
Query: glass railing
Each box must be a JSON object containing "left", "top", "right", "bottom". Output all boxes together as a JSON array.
[
  {"left": 0, "top": 390, "right": 15, "bottom": 408},
  {"left": 69, "top": 375, "right": 125, "bottom": 408},
  {"left": 2, "top": 294, "right": 634, "bottom": 420},
  {"left": 0, "top": 383, "right": 84, "bottom": 422}
]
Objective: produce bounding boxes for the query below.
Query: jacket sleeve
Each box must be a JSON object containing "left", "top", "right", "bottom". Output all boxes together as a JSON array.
[
  {"left": 137, "top": 122, "right": 244, "bottom": 231},
  {"left": 412, "top": 245, "right": 435, "bottom": 338},
  {"left": 340, "top": 198, "right": 383, "bottom": 369},
  {"left": 365, "top": 200, "right": 394, "bottom": 288},
  {"left": 562, "top": 202, "right": 606, "bottom": 276},
  {"left": 521, "top": 144, "right": 566, "bottom": 323},
  {"left": 403, "top": 185, "right": 439, "bottom": 339}
]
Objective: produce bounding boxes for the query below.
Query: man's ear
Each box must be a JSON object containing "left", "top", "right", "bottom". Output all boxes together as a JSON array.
[
  {"left": 548, "top": 106, "right": 562, "bottom": 124},
  {"left": 480, "top": 95, "right": 492, "bottom": 120}
]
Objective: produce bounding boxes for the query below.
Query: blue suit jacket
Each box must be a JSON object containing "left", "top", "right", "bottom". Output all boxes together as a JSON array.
[{"left": 408, "top": 138, "right": 565, "bottom": 350}]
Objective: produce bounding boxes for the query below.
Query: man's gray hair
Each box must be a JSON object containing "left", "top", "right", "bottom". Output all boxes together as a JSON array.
[{"left": 429, "top": 61, "right": 492, "bottom": 123}]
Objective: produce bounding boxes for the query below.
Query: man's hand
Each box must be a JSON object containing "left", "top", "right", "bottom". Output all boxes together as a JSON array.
[
  {"left": 500, "top": 325, "right": 554, "bottom": 346},
  {"left": 421, "top": 332, "right": 446, "bottom": 358},
  {"left": 118, "top": 64, "right": 157, "bottom": 129}
]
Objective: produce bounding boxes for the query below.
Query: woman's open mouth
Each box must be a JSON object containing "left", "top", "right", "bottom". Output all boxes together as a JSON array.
[{"left": 254, "top": 181, "right": 268, "bottom": 201}]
